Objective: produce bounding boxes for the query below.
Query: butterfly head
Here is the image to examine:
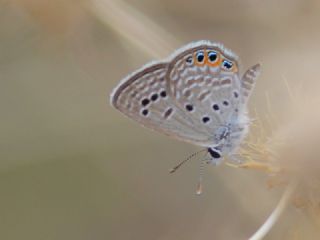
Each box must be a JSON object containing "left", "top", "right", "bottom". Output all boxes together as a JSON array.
[{"left": 208, "top": 147, "right": 222, "bottom": 160}]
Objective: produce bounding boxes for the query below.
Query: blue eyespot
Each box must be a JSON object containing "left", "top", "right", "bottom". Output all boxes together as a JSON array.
[
  {"left": 208, "top": 51, "right": 217, "bottom": 62},
  {"left": 223, "top": 60, "right": 233, "bottom": 70},
  {"left": 196, "top": 51, "right": 205, "bottom": 63},
  {"left": 185, "top": 56, "right": 193, "bottom": 65}
]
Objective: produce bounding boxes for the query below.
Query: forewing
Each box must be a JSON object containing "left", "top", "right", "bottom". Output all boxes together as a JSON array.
[{"left": 111, "top": 62, "right": 212, "bottom": 146}]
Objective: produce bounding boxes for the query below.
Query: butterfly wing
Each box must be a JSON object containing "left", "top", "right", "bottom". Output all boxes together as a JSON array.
[
  {"left": 111, "top": 62, "right": 213, "bottom": 146},
  {"left": 166, "top": 41, "right": 244, "bottom": 143}
]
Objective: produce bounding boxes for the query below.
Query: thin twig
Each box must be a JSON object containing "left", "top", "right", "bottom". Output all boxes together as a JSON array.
[{"left": 249, "top": 179, "right": 298, "bottom": 240}]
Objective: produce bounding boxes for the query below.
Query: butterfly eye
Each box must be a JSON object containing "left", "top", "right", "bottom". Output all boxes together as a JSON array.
[
  {"left": 222, "top": 60, "right": 233, "bottom": 70},
  {"left": 196, "top": 51, "right": 205, "bottom": 63},
  {"left": 207, "top": 51, "right": 218, "bottom": 62},
  {"left": 208, "top": 147, "right": 221, "bottom": 159}
]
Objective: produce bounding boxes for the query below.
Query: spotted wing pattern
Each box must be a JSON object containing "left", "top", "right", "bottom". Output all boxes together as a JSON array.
[
  {"left": 111, "top": 62, "right": 213, "bottom": 146},
  {"left": 166, "top": 42, "right": 243, "bottom": 142},
  {"left": 111, "top": 41, "right": 260, "bottom": 148}
]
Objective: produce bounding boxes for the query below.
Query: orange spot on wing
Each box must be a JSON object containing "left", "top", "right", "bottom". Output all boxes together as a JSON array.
[
  {"left": 207, "top": 52, "right": 222, "bottom": 67},
  {"left": 204, "top": 48, "right": 208, "bottom": 65},
  {"left": 193, "top": 49, "right": 206, "bottom": 67},
  {"left": 232, "top": 64, "right": 238, "bottom": 73}
]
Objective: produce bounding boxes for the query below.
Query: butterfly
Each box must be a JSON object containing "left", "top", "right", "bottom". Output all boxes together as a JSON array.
[{"left": 110, "top": 40, "right": 261, "bottom": 175}]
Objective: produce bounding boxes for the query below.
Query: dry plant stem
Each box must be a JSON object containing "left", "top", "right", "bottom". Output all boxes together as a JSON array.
[
  {"left": 249, "top": 179, "right": 297, "bottom": 240},
  {"left": 89, "top": 0, "right": 179, "bottom": 58}
]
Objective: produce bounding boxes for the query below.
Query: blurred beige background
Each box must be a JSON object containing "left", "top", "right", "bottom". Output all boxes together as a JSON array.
[{"left": 1, "top": 0, "right": 320, "bottom": 239}]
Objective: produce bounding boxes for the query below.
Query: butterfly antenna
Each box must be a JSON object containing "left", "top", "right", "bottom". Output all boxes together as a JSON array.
[{"left": 169, "top": 149, "right": 207, "bottom": 173}]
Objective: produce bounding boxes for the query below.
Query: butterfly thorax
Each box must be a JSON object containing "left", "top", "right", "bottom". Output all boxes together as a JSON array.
[{"left": 207, "top": 109, "right": 250, "bottom": 163}]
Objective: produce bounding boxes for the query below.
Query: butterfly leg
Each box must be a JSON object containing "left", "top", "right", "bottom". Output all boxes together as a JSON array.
[
  {"left": 196, "top": 157, "right": 206, "bottom": 195},
  {"left": 196, "top": 156, "right": 213, "bottom": 195},
  {"left": 208, "top": 157, "right": 224, "bottom": 166},
  {"left": 226, "top": 154, "right": 278, "bottom": 173},
  {"left": 227, "top": 154, "right": 245, "bottom": 165}
]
